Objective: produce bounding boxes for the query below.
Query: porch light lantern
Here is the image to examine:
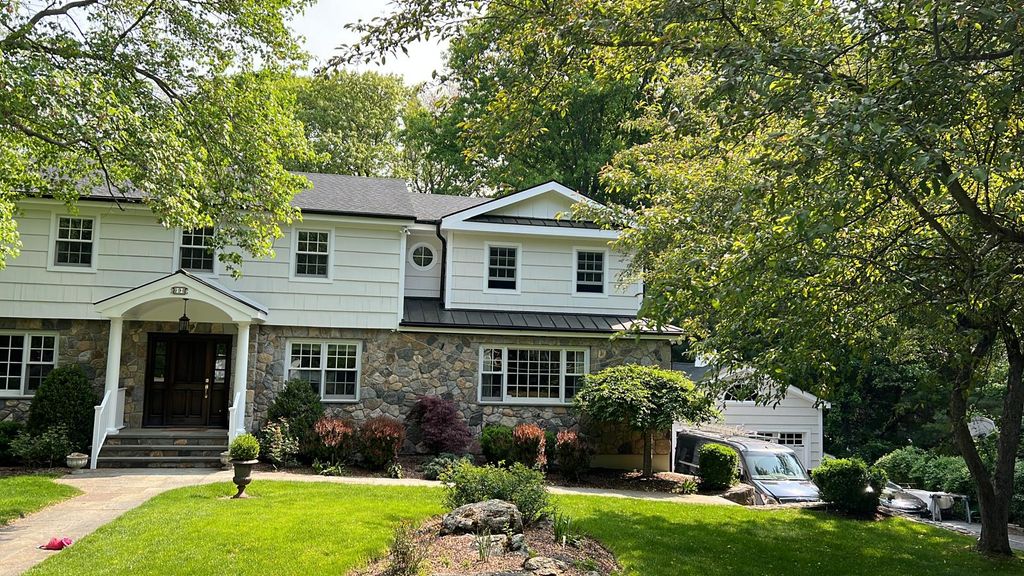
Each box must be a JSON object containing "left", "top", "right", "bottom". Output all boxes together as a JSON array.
[{"left": 178, "top": 298, "right": 191, "bottom": 333}]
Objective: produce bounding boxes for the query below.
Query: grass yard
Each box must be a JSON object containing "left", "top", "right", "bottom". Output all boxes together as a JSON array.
[
  {"left": 0, "top": 474, "right": 81, "bottom": 525},
  {"left": 25, "top": 481, "right": 1023, "bottom": 576}
]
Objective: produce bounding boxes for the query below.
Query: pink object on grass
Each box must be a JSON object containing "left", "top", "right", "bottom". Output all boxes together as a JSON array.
[{"left": 38, "top": 537, "right": 73, "bottom": 550}]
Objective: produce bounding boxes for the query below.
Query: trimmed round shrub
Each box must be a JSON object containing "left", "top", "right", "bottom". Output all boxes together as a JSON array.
[
  {"left": 698, "top": 443, "right": 739, "bottom": 490},
  {"left": 26, "top": 365, "right": 98, "bottom": 452},
  {"left": 229, "top": 433, "right": 260, "bottom": 461},
  {"left": 874, "top": 446, "right": 928, "bottom": 485},
  {"left": 812, "top": 457, "right": 887, "bottom": 516},
  {"left": 408, "top": 396, "right": 472, "bottom": 454},
  {"left": 480, "top": 424, "right": 514, "bottom": 464},
  {"left": 360, "top": 416, "right": 406, "bottom": 470},
  {"left": 312, "top": 416, "right": 358, "bottom": 464},
  {"left": 554, "top": 429, "right": 590, "bottom": 481},
  {"left": 266, "top": 379, "right": 324, "bottom": 459},
  {"left": 0, "top": 421, "right": 24, "bottom": 466},
  {"left": 511, "top": 423, "right": 546, "bottom": 469},
  {"left": 440, "top": 461, "right": 550, "bottom": 524},
  {"left": 422, "top": 453, "right": 474, "bottom": 481}
]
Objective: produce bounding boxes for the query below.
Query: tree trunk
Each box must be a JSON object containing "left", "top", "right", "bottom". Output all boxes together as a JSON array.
[
  {"left": 947, "top": 324, "right": 1024, "bottom": 556},
  {"left": 642, "top": 429, "right": 654, "bottom": 478}
]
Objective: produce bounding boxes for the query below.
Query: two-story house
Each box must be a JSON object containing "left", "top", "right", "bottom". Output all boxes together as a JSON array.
[{"left": 0, "top": 174, "right": 678, "bottom": 469}]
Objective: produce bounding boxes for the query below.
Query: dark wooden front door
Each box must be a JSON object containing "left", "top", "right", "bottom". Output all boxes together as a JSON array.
[{"left": 143, "top": 334, "right": 231, "bottom": 427}]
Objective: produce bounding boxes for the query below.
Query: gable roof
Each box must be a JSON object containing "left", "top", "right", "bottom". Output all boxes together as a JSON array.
[{"left": 80, "top": 171, "right": 489, "bottom": 222}]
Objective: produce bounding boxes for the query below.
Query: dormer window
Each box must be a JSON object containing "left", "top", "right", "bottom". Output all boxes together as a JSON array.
[
  {"left": 179, "top": 227, "right": 215, "bottom": 273},
  {"left": 487, "top": 245, "right": 518, "bottom": 290},
  {"left": 574, "top": 249, "right": 606, "bottom": 294}
]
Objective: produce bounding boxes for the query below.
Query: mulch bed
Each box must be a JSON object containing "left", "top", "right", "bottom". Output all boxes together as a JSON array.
[
  {"left": 351, "top": 516, "right": 619, "bottom": 576},
  {"left": 0, "top": 466, "right": 70, "bottom": 478},
  {"left": 546, "top": 468, "right": 709, "bottom": 495}
]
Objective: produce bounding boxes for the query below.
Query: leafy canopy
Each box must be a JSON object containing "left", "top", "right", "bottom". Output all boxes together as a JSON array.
[{"left": 1, "top": 0, "right": 315, "bottom": 274}]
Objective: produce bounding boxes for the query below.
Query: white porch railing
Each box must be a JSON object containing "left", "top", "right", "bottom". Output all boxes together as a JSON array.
[
  {"left": 90, "top": 387, "right": 127, "bottom": 469},
  {"left": 227, "top": 389, "right": 245, "bottom": 445}
]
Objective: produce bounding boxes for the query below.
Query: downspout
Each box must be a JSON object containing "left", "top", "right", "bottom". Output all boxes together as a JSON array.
[{"left": 434, "top": 222, "right": 447, "bottom": 309}]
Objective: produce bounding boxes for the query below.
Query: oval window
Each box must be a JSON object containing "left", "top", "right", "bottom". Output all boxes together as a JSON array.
[{"left": 410, "top": 244, "right": 435, "bottom": 270}]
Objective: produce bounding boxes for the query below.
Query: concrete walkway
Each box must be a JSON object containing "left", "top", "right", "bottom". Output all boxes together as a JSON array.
[{"left": 0, "top": 469, "right": 733, "bottom": 576}]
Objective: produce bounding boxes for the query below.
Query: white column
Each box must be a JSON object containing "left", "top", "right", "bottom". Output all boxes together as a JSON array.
[
  {"left": 232, "top": 322, "right": 251, "bottom": 438},
  {"left": 104, "top": 317, "right": 123, "bottom": 432}
]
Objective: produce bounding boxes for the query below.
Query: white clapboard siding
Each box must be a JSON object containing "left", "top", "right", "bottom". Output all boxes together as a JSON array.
[
  {"left": 448, "top": 231, "right": 641, "bottom": 314},
  {"left": 490, "top": 191, "right": 574, "bottom": 218},
  {"left": 721, "top": 388, "right": 826, "bottom": 469},
  {"left": 0, "top": 204, "right": 403, "bottom": 329},
  {"left": 404, "top": 232, "right": 442, "bottom": 298}
]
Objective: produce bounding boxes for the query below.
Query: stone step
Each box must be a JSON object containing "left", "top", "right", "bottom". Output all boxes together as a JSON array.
[
  {"left": 99, "top": 445, "right": 228, "bottom": 459},
  {"left": 104, "top": 429, "right": 228, "bottom": 447},
  {"left": 96, "top": 455, "right": 225, "bottom": 469}
]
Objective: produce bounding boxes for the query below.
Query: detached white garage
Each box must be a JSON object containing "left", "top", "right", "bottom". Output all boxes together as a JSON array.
[{"left": 674, "top": 362, "right": 829, "bottom": 470}]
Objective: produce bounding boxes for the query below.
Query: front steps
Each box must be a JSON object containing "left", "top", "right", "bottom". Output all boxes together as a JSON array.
[{"left": 97, "top": 429, "right": 229, "bottom": 468}]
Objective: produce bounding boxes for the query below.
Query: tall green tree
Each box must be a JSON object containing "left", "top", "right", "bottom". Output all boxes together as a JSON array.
[
  {"left": 281, "top": 70, "right": 412, "bottom": 177},
  {"left": 348, "top": 0, "right": 1024, "bottom": 554},
  {"left": 1, "top": 0, "right": 314, "bottom": 274}
]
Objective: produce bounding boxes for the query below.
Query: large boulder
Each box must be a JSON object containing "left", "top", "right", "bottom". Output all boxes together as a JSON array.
[
  {"left": 523, "top": 556, "right": 568, "bottom": 576},
  {"left": 720, "top": 483, "right": 756, "bottom": 506},
  {"left": 441, "top": 499, "right": 524, "bottom": 535}
]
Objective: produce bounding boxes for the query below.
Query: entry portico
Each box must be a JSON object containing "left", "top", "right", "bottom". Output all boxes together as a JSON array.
[{"left": 90, "top": 270, "right": 267, "bottom": 468}]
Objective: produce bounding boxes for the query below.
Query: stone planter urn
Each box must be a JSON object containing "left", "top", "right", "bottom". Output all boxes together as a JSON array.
[
  {"left": 66, "top": 452, "right": 88, "bottom": 473},
  {"left": 231, "top": 459, "right": 259, "bottom": 498},
  {"left": 219, "top": 451, "right": 231, "bottom": 470}
]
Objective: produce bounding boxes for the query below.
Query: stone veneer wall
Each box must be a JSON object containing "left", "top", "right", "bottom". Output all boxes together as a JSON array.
[
  {"left": 0, "top": 318, "right": 108, "bottom": 423},
  {"left": 248, "top": 326, "right": 673, "bottom": 460}
]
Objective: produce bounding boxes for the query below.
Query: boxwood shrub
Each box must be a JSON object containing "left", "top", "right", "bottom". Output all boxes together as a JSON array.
[
  {"left": 26, "top": 365, "right": 97, "bottom": 452},
  {"left": 698, "top": 443, "right": 739, "bottom": 490},
  {"left": 440, "top": 461, "right": 550, "bottom": 524},
  {"left": 229, "top": 433, "right": 260, "bottom": 461},
  {"left": 480, "top": 424, "right": 514, "bottom": 464},
  {"left": 266, "top": 379, "right": 324, "bottom": 460},
  {"left": 812, "top": 457, "right": 887, "bottom": 516}
]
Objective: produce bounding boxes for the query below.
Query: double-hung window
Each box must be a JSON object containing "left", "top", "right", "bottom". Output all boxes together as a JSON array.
[
  {"left": 574, "top": 250, "right": 606, "bottom": 294},
  {"left": 286, "top": 340, "right": 361, "bottom": 401},
  {"left": 478, "top": 346, "right": 588, "bottom": 404},
  {"left": 487, "top": 245, "right": 518, "bottom": 290},
  {"left": 0, "top": 333, "right": 58, "bottom": 396},
  {"left": 294, "top": 230, "right": 330, "bottom": 279},
  {"left": 54, "top": 216, "right": 95, "bottom": 268},
  {"left": 179, "top": 227, "right": 216, "bottom": 273}
]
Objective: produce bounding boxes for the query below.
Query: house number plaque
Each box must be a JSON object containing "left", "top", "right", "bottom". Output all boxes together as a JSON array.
[{"left": 171, "top": 287, "right": 189, "bottom": 296}]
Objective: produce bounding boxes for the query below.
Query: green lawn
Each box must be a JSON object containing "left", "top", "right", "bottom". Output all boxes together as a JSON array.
[
  {"left": 0, "top": 475, "right": 81, "bottom": 525},
  {"left": 25, "top": 481, "right": 1023, "bottom": 576}
]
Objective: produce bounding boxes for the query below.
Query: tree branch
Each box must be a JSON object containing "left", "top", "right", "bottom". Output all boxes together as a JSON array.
[
  {"left": 4, "top": 0, "right": 101, "bottom": 45},
  {"left": 937, "top": 159, "right": 1024, "bottom": 244}
]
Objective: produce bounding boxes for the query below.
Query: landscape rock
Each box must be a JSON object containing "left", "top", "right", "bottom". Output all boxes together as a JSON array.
[
  {"left": 720, "top": 483, "right": 757, "bottom": 506},
  {"left": 441, "top": 499, "right": 524, "bottom": 535},
  {"left": 522, "top": 556, "right": 568, "bottom": 576},
  {"left": 509, "top": 533, "right": 527, "bottom": 552}
]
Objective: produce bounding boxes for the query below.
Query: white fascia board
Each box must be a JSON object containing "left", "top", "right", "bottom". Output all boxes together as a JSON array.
[
  {"left": 441, "top": 220, "right": 619, "bottom": 240},
  {"left": 441, "top": 181, "right": 603, "bottom": 225},
  {"left": 397, "top": 325, "right": 678, "bottom": 340}
]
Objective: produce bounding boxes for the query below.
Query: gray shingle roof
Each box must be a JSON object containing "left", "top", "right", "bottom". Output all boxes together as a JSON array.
[
  {"left": 83, "top": 171, "right": 489, "bottom": 221},
  {"left": 402, "top": 298, "right": 682, "bottom": 335}
]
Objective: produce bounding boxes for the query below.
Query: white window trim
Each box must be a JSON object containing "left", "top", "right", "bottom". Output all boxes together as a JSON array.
[
  {"left": 173, "top": 227, "right": 220, "bottom": 277},
  {"left": 47, "top": 213, "right": 99, "bottom": 273},
  {"left": 0, "top": 331, "right": 59, "bottom": 397},
  {"left": 754, "top": 430, "right": 810, "bottom": 470},
  {"left": 571, "top": 246, "right": 610, "bottom": 298},
  {"left": 476, "top": 345, "right": 588, "bottom": 406},
  {"left": 289, "top": 227, "right": 335, "bottom": 283},
  {"left": 408, "top": 242, "right": 438, "bottom": 271},
  {"left": 284, "top": 338, "right": 362, "bottom": 403},
  {"left": 483, "top": 241, "right": 522, "bottom": 294}
]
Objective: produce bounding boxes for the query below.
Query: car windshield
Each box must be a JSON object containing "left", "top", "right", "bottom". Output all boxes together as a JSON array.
[{"left": 746, "top": 451, "right": 807, "bottom": 481}]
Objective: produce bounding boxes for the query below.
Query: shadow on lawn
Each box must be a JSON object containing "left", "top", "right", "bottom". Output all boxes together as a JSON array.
[{"left": 567, "top": 505, "right": 1022, "bottom": 576}]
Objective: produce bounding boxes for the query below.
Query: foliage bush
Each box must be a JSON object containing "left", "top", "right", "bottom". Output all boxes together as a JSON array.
[
  {"left": 0, "top": 420, "right": 23, "bottom": 466},
  {"left": 408, "top": 396, "right": 472, "bottom": 454},
  {"left": 383, "top": 520, "right": 425, "bottom": 576},
  {"left": 698, "top": 443, "right": 739, "bottom": 490},
  {"left": 811, "top": 457, "right": 887, "bottom": 516},
  {"left": 313, "top": 459, "right": 346, "bottom": 477},
  {"left": 360, "top": 416, "right": 405, "bottom": 470},
  {"left": 874, "top": 446, "right": 929, "bottom": 485},
  {"left": 258, "top": 419, "right": 300, "bottom": 468},
  {"left": 511, "top": 423, "right": 546, "bottom": 469},
  {"left": 11, "top": 425, "right": 72, "bottom": 467},
  {"left": 554, "top": 430, "right": 590, "bottom": 481},
  {"left": 440, "top": 461, "right": 551, "bottom": 524},
  {"left": 229, "top": 433, "right": 260, "bottom": 461},
  {"left": 480, "top": 424, "right": 514, "bottom": 464},
  {"left": 422, "top": 453, "right": 473, "bottom": 481},
  {"left": 266, "top": 379, "right": 324, "bottom": 459},
  {"left": 312, "top": 416, "right": 358, "bottom": 464},
  {"left": 1012, "top": 461, "right": 1024, "bottom": 525},
  {"left": 917, "top": 455, "right": 973, "bottom": 496},
  {"left": 26, "top": 365, "right": 98, "bottom": 452}
]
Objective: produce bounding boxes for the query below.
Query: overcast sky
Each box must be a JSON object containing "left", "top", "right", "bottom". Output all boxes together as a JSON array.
[{"left": 289, "top": 0, "right": 447, "bottom": 84}]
